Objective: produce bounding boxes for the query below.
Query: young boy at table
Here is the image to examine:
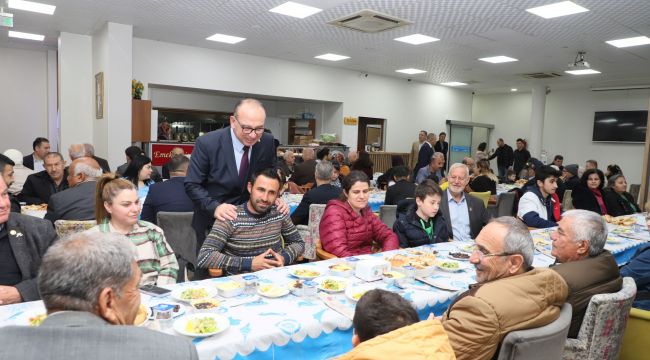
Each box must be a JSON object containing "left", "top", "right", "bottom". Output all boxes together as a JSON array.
[
  {"left": 393, "top": 180, "right": 449, "bottom": 247},
  {"left": 338, "top": 289, "right": 454, "bottom": 359}
]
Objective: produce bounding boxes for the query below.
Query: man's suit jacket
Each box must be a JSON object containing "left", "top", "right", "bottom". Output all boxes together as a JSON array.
[
  {"left": 185, "top": 128, "right": 277, "bottom": 246},
  {"left": 141, "top": 177, "right": 194, "bottom": 224},
  {"left": 384, "top": 180, "right": 416, "bottom": 206},
  {"left": 2, "top": 213, "right": 58, "bottom": 301},
  {"left": 44, "top": 181, "right": 97, "bottom": 223},
  {"left": 92, "top": 156, "right": 111, "bottom": 173},
  {"left": 415, "top": 142, "right": 433, "bottom": 174},
  {"left": 291, "top": 159, "right": 317, "bottom": 186},
  {"left": 22, "top": 154, "right": 34, "bottom": 170},
  {"left": 439, "top": 190, "right": 488, "bottom": 240},
  {"left": 0, "top": 311, "right": 198, "bottom": 360},
  {"left": 291, "top": 183, "right": 342, "bottom": 225},
  {"left": 409, "top": 141, "right": 421, "bottom": 171},
  {"left": 19, "top": 170, "right": 69, "bottom": 205}
]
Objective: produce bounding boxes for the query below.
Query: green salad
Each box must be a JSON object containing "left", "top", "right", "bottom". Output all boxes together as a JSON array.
[
  {"left": 440, "top": 261, "right": 460, "bottom": 269},
  {"left": 181, "top": 288, "right": 209, "bottom": 300},
  {"left": 185, "top": 317, "right": 218, "bottom": 334}
]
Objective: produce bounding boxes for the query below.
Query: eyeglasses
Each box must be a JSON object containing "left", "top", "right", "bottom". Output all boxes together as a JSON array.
[
  {"left": 469, "top": 244, "right": 513, "bottom": 260},
  {"left": 233, "top": 116, "right": 265, "bottom": 135}
]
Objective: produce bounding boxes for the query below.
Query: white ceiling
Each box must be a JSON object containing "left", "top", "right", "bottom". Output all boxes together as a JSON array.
[{"left": 2, "top": 0, "right": 650, "bottom": 92}]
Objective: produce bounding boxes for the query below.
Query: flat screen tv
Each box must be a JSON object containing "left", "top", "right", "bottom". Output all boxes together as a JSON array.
[{"left": 592, "top": 110, "right": 648, "bottom": 142}]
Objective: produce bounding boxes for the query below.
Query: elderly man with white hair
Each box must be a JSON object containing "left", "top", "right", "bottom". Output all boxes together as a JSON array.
[
  {"left": 441, "top": 217, "right": 568, "bottom": 360},
  {"left": 2, "top": 149, "right": 34, "bottom": 195},
  {"left": 550, "top": 209, "right": 622, "bottom": 338},
  {"left": 44, "top": 157, "right": 103, "bottom": 223},
  {"left": 439, "top": 163, "right": 488, "bottom": 241}
]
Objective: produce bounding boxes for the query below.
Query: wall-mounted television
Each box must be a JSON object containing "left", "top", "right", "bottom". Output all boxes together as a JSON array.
[{"left": 592, "top": 110, "right": 648, "bottom": 142}]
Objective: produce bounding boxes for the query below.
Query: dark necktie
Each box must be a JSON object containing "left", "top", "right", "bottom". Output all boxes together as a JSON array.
[{"left": 239, "top": 146, "right": 250, "bottom": 183}]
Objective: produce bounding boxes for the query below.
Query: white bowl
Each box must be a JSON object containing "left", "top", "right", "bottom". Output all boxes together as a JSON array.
[
  {"left": 215, "top": 281, "right": 244, "bottom": 298},
  {"left": 173, "top": 313, "right": 230, "bottom": 338}
]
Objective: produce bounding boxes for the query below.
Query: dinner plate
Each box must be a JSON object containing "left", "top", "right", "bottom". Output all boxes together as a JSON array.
[
  {"left": 447, "top": 251, "right": 472, "bottom": 261},
  {"left": 421, "top": 277, "right": 469, "bottom": 292},
  {"left": 344, "top": 284, "right": 376, "bottom": 302},
  {"left": 314, "top": 276, "right": 349, "bottom": 293},
  {"left": 290, "top": 266, "right": 323, "bottom": 280},
  {"left": 173, "top": 313, "right": 230, "bottom": 338},
  {"left": 455, "top": 243, "right": 475, "bottom": 253},
  {"left": 171, "top": 286, "right": 218, "bottom": 303},
  {"left": 436, "top": 260, "right": 470, "bottom": 273},
  {"left": 257, "top": 284, "right": 290, "bottom": 298}
]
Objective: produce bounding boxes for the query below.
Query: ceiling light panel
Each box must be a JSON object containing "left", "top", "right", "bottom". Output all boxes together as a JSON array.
[
  {"left": 606, "top": 36, "right": 650, "bottom": 48},
  {"left": 526, "top": 1, "right": 589, "bottom": 19},
  {"left": 396, "top": 68, "right": 427, "bottom": 74},
  {"left": 206, "top": 33, "right": 246, "bottom": 44},
  {"left": 8, "top": 30, "right": 44, "bottom": 41},
  {"left": 565, "top": 69, "right": 601, "bottom": 75},
  {"left": 269, "top": 2, "right": 322, "bottom": 19},
  {"left": 479, "top": 56, "right": 518, "bottom": 63},
  {"left": 8, "top": 0, "right": 55, "bottom": 15},
  {"left": 314, "top": 53, "right": 349, "bottom": 61},
  {"left": 394, "top": 34, "right": 440, "bottom": 45},
  {"left": 441, "top": 82, "right": 467, "bottom": 86}
]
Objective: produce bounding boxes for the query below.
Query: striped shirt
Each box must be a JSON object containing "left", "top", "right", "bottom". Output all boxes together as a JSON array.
[
  {"left": 87, "top": 220, "right": 178, "bottom": 286},
  {"left": 198, "top": 204, "right": 304, "bottom": 275}
]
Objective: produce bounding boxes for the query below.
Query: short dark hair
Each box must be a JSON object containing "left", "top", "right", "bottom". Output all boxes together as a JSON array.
[
  {"left": 316, "top": 147, "right": 330, "bottom": 161},
  {"left": 392, "top": 165, "right": 410, "bottom": 180},
  {"left": 580, "top": 168, "right": 605, "bottom": 190},
  {"left": 516, "top": 138, "right": 524, "bottom": 143},
  {"left": 606, "top": 164, "right": 622, "bottom": 176},
  {"left": 33, "top": 137, "right": 49, "bottom": 150},
  {"left": 586, "top": 159, "right": 598, "bottom": 168},
  {"left": 554, "top": 155, "right": 564, "bottom": 161},
  {"left": 478, "top": 142, "right": 487, "bottom": 152},
  {"left": 353, "top": 289, "right": 419, "bottom": 343},
  {"left": 415, "top": 179, "right": 442, "bottom": 200},
  {"left": 250, "top": 167, "right": 283, "bottom": 189},
  {"left": 439, "top": 131, "right": 446, "bottom": 136},
  {"left": 44, "top": 152, "right": 64, "bottom": 162},
  {"left": 168, "top": 154, "right": 189, "bottom": 173},
  {"left": 340, "top": 170, "right": 369, "bottom": 201},
  {"left": 535, "top": 165, "right": 561, "bottom": 182},
  {"left": 0, "top": 153, "right": 16, "bottom": 170},
  {"left": 124, "top": 146, "right": 143, "bottom": 161}
]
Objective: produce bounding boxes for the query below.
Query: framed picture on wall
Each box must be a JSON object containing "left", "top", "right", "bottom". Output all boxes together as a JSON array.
[{"left": 95, "top": 72, "right": 104, "bottom": 119}]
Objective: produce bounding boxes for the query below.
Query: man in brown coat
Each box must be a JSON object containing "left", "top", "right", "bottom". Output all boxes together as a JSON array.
[
  {"left": 551, "top": 209, "right": 622, "bottom": 338},
  {"left": 409, "top": 130, "right": 427, "bottom": 171},
  {"left": 441, "top": 217, "right": 568, "bottom": 360}
]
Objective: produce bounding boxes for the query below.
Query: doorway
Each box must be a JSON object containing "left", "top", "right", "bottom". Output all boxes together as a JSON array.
[
  {"left": 357, "top": 117, "right": 385, "bottom": 152},
  {"left": 446, "top": 120, "right": 494, "bottom": 167}
]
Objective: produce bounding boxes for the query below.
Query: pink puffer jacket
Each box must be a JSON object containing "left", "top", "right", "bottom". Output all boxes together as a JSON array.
[{"left": 319, "top": 199, "right": 399, "bottom": 257}]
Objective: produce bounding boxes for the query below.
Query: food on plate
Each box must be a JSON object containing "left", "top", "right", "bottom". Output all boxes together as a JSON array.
[
  {"left": 449, "top": 252, "right": 471, "bottom": 260},
  {"left": 133, "top": 304, "right": 148, "bottom": 325},
  {"left": 382, "top": 271, "right": 405, "bottom": 279},
  {"left": 258, "top": 284, "right": 288, "bottom": 297},
  {"left": 438, "top": 261, "right": 460, "bottom": 270},
  {"left": 329, "top": 264, "right": 353, "bottom": 272},
  {"left": 386, "top": 253, "right": 437, "bottom": 269},
  {"left": 185, "top": 316, "right": 218, "bottom": 335},
  {"left": 292, "top": 268, "right": 321, "bottom": 278},
  {"left": 351, "top": 290, "right": 368, "bottom": 301},
  {"left": 180, "top": 288, "right": 210, "bottom": 300},
  {"left": 22, "top": 204, "right": 47, "bottom": 211},
  {"left": 191, "top": 299, "right": 220, "bottom": 310},
  {"left": 515, "top": 179, "right": 528, "bottom": 186},
  {"left": 321, "top": 279, "right": 346, "bottom": 292},
  {"left": 603, "top": 215, "right": 637, "bottom": 226},
  {"left": 28, "top": 313, "right": 47, "bottom": 327},
  {"left": 216, "top": 282, "right": 243, "bottom": 291}
]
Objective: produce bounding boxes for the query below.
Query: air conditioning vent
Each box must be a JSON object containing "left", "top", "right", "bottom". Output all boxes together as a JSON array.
[
  {"left": 328, "top": 9, "right": 412, "bottom": 33},
  {"left": 520, "top": 72, "right": 563, "bottom": 79}
]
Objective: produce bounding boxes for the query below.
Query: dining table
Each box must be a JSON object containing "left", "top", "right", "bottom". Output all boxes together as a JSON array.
[{"left": 1, "top": 214, "right": 647, "bottom": 360}]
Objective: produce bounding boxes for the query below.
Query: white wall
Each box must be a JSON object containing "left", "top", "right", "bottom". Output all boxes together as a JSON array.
[
  {"left": 472, "top": 89, "right": 648, "bottom": 185},
  {"left": 133, "top": 38, "right": 472, "bottom": 151},
  {"left": 0, "top": 47, "right": 49, "bottom": 155}
]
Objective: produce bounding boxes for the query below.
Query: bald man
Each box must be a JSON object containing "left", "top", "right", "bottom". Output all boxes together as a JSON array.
[
  {"left": 45, "top": 157, "right": 102, "bottom": 223},
  {"left": 163, "top": 147, "right": 185, "bottom": 179}
]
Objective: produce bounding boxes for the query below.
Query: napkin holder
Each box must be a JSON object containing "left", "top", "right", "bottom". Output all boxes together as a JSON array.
[{"left": 355, "top": 259, "right": 390, "bottom": 282}]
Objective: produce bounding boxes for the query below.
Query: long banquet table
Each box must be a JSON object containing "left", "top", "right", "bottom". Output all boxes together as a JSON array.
[{"left": 1, "top": 214, "right": 648, "bottom": 360}]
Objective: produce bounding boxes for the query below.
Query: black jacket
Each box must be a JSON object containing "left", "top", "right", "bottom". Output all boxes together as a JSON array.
[
  {"left": 291, "top": 159, "right": 317, "bottom": 186},
  {"left": 22, "top": 154, "right": 34, "bottom": 170},
  {"left": 434, "top": 141, "right": 449, "bottom": 165},
  {"left": 290, "top": 183, "right": 342, "bottom": 225},
  {"left": 393, "top": 206, "right": 448, "bottom": 248},
  {"left": 512, "top": 149, "right": 530, "bottom": 175},
  {"left": 415, "top": 142, "right": 433, "bottom": 174},
  {"left": 141, "top": 177, "right": 194, "bottom": 224},
  {"left": 572, "top": 185, "right": 607, "bottom": 215},
  {"left": 564, "top": 176, "right": 580, "bottom": 191},
  {"left": 384, "top": 180, "right": 416, "bottom": 206},
  {"left": 92, "top": 156, "right": 111, "bottom": 173},
  {"left": 603, "top": 189, "right": 640, "bottom": 217},
  {"left": 488, "top": 144, "right": 514, "bottom": 168},
  {"left": 469, "top": 175, "right": 496, "bottom": 195},
  {"left": 19, "top": 170, "right": 69, "bottom": 205}
]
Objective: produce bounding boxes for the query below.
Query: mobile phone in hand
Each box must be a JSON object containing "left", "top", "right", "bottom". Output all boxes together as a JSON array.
[{"left": 140, "top": 284, "right": 171, "bottom": 297}]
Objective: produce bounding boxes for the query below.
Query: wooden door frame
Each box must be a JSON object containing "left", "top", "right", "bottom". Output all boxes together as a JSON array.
[{"left": 357, "top": 117, "right": 385, "bottom": 152}]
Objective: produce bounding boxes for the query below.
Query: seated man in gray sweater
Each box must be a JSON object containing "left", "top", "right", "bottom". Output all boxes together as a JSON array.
[{"left": 197, "top": 168, "right": 304, "bottom": 275}]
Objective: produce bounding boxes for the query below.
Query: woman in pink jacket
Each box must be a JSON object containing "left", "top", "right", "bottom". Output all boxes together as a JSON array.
[{"left": 320, "top": 171, "right": 399, "bottom": 257}]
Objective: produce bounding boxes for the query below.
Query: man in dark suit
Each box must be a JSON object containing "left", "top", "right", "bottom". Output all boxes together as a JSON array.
[
  {"left": 22, "top": 137, "right": 50, "bottom": 171},
  {"left": 185, "top": 99, "right": 282, "bottom": 279},
  {"left": 19, "top": 152, "right": 68, "bottom": 205},
  {"left": 434, "top": 131, "right": 449, "bottom": 171},
  {"left": 291, "top": 161, "right": 342, "bottom": 225},
  {"left": 141, "top": 154, "right": 194, "bottom": 224},
  {"left": 384, "top": 166, "right": 416, "bottom": 206},
  {"left": 0, "top": 154, "right": 20, "bottom": 213},
  {"left": 0, "top": 178, "right": 58, "bottom": 304},
  {"left": 291, "top": 147, "right": 317, "bottom": 186},
  {"left": 414, "top": 132, "right": 436, "bottom": 177},
  {"left": 84, "top": 144, "right": 111, "bottom": 173},
  {"left": 162, "top": 147, "right": 185, "bottom": 180},
  {"left": 439, "top": 163, "right": 488, "bottom": 241},
  {"left": 45, "top": 157, "right": 102, "bottom": 223},
  {"left": 0, "top": 231, "right": 198, "bottom": 359}
]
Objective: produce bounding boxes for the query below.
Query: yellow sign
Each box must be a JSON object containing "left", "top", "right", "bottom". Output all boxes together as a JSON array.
[{"left": 344, "top": 117, "right": 358, "bottom": 125}]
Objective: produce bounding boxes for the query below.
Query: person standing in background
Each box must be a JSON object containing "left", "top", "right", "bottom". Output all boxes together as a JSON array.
[
  {"left": 487, "top": 138, "right": 514, "bottom": 179},
  {"left": 23, "top": 137, "right": 50, "bottom": 172},
  {"left": 409, "top": 130, "right": 427, "bottom": 172},
  {"left": 512, "top": 138, "right": 530, "bottom": 179},
  {"left": 434, "top": 132, "right": 449, "bottom": 171}
]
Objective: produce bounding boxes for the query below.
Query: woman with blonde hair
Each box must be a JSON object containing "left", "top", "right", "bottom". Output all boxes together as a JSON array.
[
  {"left": 469, "top": 159, "right": 498, "bottom": 195},
  {"left": 86, "top": 174, "right": 178, "bottom": 286}
]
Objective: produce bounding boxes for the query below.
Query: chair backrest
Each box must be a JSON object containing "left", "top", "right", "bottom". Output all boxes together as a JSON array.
[
  {"left": 156, "top": 212, "right": 197, "bottom": 268},
  {"left": 469, "top": 191, "right": 491, "bottom": 208},
  {"left": 379, "top": 205, "right": 398, "bottom": 228},
  {"left": 498, "top": 303, "right": 572, "bottom": 360},
  {"left": 304, "top": 204, "right": 327, "bottom": 260},
  {"left": 496, "top": 192, "right": 516, "bottom": 217},
  {"left": 563, "top": 190, "right": 574, "bottom": 210},
  {"left": 629, "top": 184, "right": 640, "bottom": 203},
  {"left": 53, "top": 220, "right": 96, "bottom": 238},
  {"left": 563, "top": 277, "right": 637, "bottom": 360}
]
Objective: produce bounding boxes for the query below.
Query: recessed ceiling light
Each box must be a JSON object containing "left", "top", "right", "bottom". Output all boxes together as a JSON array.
[
  {"left": 394, "top": 34, "right": 440, "bottom": 45},
  {"left": 618, "top": 122, "right": 634, "bottom": 127},
  {"left": 526, "top": 1, "right": 589, "bottom": 19},
  {"left": 511, "top": 88, "right": 518, "bottom": 92},
  {"left": 479, "top": 56, "right": 518, "bottom": 63},
  {"left": 8, "top": 0, "right": 55, "bottom": 15},
  {"left": 8, "top": 30, "right": 44, "bottom": 41},
  {"left": 269, "top": 1, "right": 322, "bottom": 19},
  {"left": 396, "top": 68, "right": 427, "bottom": 75},
  {"left": 314, "top": 53, "right": 350, "bottom": 61},
  {"left": 441, "top": 82, "right": 467, "bottom": 86},
  {"left": 606, "top": 36, "right": 650, "bottom": 48},
  {"left": 597, "top": 118, "right": 617, "bottom": 123},
  {"left": 206, "top": 33, "right": 246, "bottom": 44},
  {"left": 564, "top": 69, "right": 601, "bottom": 75}
]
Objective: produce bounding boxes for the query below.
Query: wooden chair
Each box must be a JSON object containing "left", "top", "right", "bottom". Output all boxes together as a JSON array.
[
  {"left": 53, "top": 220, "right": 96, "bottom": 238},
  {"left": 299, "top": 182, "right": 314, "bottom": 194},
  {"left": 469, "top": 191, "right": 491, "bottom": 208}
]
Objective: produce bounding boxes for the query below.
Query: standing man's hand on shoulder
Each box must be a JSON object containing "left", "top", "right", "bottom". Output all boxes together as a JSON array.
[
  {"left": 214, "top": 203, "right": 238, "bottom": 221},
  {"left": 275, "top": 197, "right": 289, "bottom": 215}
]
